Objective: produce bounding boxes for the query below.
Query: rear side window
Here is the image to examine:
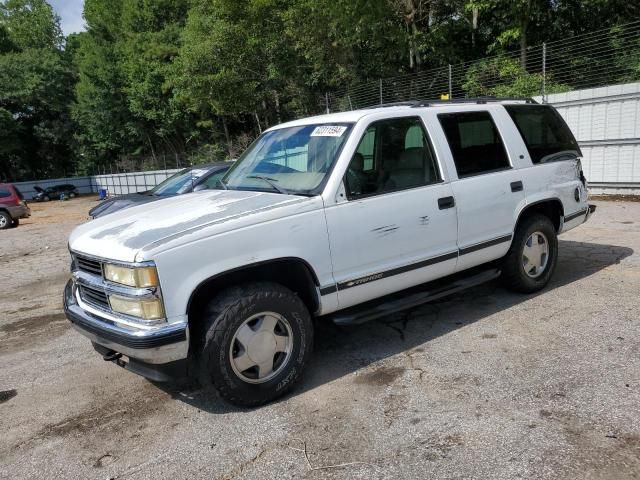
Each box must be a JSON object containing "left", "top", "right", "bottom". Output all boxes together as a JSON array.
[
  {"left": 504, "top": 105, "right": 581, "bottom": 164},
  {"left": 0, "top": 188, "right": 10, "bottom": 198},
  {"left": 438, "top": 111, "right": 510, "bottom": 177}
]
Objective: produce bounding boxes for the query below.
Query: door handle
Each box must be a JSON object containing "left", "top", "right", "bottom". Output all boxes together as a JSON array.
[
  {"left": 510, "top": 181, "right": 523, "bottom": 192},
  {"left": 438, "top": 196, "right": 455, "bottom": 209}
]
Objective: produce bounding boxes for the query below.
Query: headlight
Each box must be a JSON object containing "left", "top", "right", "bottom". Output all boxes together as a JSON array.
[
  {"left": 109, "top": 295, "right": 165, "bottom": 320},
  {"left": 104, "top": 264, "right": 159, "bottom": 288}
]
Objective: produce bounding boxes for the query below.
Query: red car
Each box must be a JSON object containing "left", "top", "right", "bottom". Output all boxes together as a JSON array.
[{"left": 0, "top": 183, "right": 31, "bottom": 229}]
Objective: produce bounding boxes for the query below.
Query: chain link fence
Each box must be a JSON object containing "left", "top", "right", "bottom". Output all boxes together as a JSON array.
[{"left": 322, "top": 20, "right": 640, "bottom": 112}]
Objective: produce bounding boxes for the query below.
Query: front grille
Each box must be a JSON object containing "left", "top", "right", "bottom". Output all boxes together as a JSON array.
[
  {"left": 75, "top": 255, "right": 102, "bottom": 276},
  {"left": 79, "top": 284, "right": 110, "bottom": 310}
]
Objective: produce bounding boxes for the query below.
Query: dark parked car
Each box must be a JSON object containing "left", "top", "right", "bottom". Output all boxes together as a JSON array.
[
  {"left": 33, "top": 184, "right": 79, "bottom": 202},
  {"left": 89, "top": 162, "right": 231, "bottom": 219},
  {"left": 0, "top": 183, "right": 30, "bottom": 229}
]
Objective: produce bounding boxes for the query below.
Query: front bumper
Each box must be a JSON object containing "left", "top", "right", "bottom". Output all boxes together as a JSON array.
[{"left": 64, "top": 280, "right": 189, "bottom": 380}]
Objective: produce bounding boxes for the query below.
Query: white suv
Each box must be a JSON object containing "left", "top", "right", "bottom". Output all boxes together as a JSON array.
[{"left": 64, "top": 99, "right": 595, "bottom": 406}]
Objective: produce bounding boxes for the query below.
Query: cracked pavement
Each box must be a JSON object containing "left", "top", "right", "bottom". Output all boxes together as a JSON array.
[{"left": 1, "top": 197, "right": 639, "bottom": 479}]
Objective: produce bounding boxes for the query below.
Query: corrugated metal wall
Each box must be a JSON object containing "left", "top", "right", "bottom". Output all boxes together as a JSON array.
[
  {"left": 536, "top": 82, "right": 640, "bottom": 195},
  {"left": 13, "top": 169, "right": 181, "bottom": 199}
]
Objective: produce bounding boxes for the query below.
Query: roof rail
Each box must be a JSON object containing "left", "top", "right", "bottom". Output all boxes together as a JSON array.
[
  {"left": 411, "top": 97, "right": 538, "bottom": 107},
  {"left": 356, "top": 97, "right": 537, "bottom": 111},
  {"left": 361, "top": 101, "right": 421, "bottom": 109}
]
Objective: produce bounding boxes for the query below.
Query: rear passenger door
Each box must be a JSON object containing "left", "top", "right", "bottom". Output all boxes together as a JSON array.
[
  {"left": 324, "top": 116, "right": 459, "bottom": 310},
  {"left": 437, "top": 110, "right": 526, "bottom": 271}
]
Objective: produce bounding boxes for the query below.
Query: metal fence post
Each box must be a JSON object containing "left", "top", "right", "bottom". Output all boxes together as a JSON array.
[
  {"left": 325, "top": 92, "right": 330, "bottom": 114},
  {"left": 542, "top": 42, "right": 547, "bottom": 103},
  {"left": 379, "top": 79, "right": 383, "bottom": 105},
  {"left": 448, "top": 64, "right": 453, "bottom": 99}
]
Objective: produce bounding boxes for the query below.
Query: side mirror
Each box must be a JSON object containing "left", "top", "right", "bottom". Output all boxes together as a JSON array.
[{"left": 192, "top": 184, "right": 208, "bottom": 192}]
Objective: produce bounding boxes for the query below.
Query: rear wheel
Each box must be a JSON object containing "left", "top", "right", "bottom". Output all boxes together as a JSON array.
[
  {"left": 10, "top": 218, "right": 19, "bottom": 228},
  {"left": 501, "top": 214, "right": 558, "bottom": 293},
  {"left": 42, "top": 195, "right": 50, "bottom": 202},
  {"left": 69, "top": 192, "right": 76, "bottom": 198},
  {"left": 197, "top": 282, "right": 313, "bottom": 407},
  {"left": 0, "top": 211, "right": 10, "bottom": 230}
]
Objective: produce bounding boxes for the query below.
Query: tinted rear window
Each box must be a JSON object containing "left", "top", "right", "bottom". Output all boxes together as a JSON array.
[{"left": 504, "top": 105, "right": 581, "bottom": 164}]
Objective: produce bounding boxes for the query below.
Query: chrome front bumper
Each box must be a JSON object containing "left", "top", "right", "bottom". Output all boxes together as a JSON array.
[{"left": 64, "top": 280, "right": 189, "bottom": 365}]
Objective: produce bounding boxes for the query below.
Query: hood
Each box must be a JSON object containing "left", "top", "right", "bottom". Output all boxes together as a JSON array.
[
  {"left": 69, "top": 189, "right": 315, "bottom": 262},
  {"left": 89, "top": 192, "right": 156, "bottom": 218}
]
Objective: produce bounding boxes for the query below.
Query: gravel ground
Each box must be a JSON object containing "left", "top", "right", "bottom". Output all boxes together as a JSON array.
[{"left": 1, "top": 197, "right": 639, "bottom": 480}]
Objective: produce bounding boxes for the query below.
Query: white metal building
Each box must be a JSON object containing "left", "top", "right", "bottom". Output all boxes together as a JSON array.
[{"left": 537, "top": 82, "right": 640, "bottom": 195}]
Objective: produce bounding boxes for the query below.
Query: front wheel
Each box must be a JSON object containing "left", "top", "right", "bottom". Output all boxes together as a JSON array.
[
  {"left": 501, "top": 214, "right": 558, "bottom": 293},
  {"left": 197, "top": 282, "right": 314, "bottom": 407}
]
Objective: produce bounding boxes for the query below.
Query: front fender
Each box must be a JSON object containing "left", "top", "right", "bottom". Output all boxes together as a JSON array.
[{"left": 153, "top": 208, "right": 334, "bottom": 319}]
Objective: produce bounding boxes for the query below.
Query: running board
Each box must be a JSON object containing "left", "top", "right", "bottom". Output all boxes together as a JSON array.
[{"left": 331, "top": 268, "right": 501, "bottom": 326}]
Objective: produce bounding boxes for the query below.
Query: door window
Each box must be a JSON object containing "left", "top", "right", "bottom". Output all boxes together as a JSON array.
[
  {"left": 345, "top": 117, "right": 441, "bottom": 198},
  {"left": 438, "top": 111, "right": 510, "bottom": 178}
]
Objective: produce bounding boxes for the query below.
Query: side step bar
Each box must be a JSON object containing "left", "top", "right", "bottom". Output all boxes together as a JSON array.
[{"left": 331, "top": 268, "right": 501, "bottom": 326}]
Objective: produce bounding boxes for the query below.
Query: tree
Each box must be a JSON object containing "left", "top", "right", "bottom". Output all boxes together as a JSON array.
[
  {"left": 0, "top": 0, "right": 73, "bottom": 180},
  {"left": 0, "top": 0, "right": 63, "bottom": 50},
  {"left": 463, "top": 56, "right": 569, "bottom": 97}
]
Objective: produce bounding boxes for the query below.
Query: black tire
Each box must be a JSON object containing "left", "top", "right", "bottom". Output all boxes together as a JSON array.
[
  {"left": 501, "top": 214, "right": 558, "bottom": 293},
  {"left": 0, "top": 211, "right": 11, "bottom": 230},
  {"left": 10, "top": 218, "right": 19, "bottom": 228},
  {"left": 43, "top": 195, "right": 50, "bottom": 202},
  {"left": 69, "top": 192, "right": 76, "bottom": 198},
  {"left": 197, "top": 282, "right": 314, "bottom": 407}
]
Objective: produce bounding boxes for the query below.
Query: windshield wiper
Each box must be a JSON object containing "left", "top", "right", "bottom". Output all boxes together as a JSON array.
[{"left": 246, "top": 175, "right": 288, "bottom": 194}]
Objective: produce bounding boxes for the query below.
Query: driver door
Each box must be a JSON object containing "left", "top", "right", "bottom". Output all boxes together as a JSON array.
[{"left": 324, "top": 116, "right": 459, "bottom": 310}]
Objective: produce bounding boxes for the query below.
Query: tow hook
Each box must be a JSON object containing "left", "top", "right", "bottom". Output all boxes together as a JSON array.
[{"left": 102, "top": 350, "right": 122, "bottom": 362}]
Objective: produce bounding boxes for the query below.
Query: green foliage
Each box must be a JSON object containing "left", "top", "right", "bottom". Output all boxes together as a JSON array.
[
  {"left": 0, "top": 0, "right": 638, "bottom": 180},
  {"left": 0, "top": 0, "right": 63, "bottom": 50},
  {"left": 463, "top": 56, "right": 570, "bottom": 97},
  {"left": 0, "top": 1, "right": 73, "bottom": 180}
]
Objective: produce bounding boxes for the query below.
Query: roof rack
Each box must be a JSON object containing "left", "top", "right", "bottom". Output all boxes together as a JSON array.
[
  {"left": 410, "top": 97, "right": 538, "bottom": 107},
  {"left": 361, "top": 101, "right": 421, "bottom": 109},
  {"left": 359, "top": 97, "right": 537, "bottom": 110}
]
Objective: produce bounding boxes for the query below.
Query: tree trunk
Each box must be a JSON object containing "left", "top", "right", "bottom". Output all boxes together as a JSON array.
[
  {"left": 221, "top": 116, "right": 231, "bottom": 158},
  {"left": 254, "top": 111, "right": 262, "bottom": 134},
  {"left": 520, "top": 0, "right": 531, "bottom": 69},
  {"left": 471, "top": 7, "right": 478, "bottom": 48},
  {"left": 262, "top": 99, "right": 269, "bottom": 129},
  {"left": 273, "top": 90, "right": 281, "bottom": 124},
  {"left": 146, "top": 134, "right": 158, "bottom": 165}
]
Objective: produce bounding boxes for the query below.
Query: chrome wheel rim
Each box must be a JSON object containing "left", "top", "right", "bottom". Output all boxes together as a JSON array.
[
  {"left": 0, "top": 216, "right": 7, "bottom": 228},
  {"left": 229, "top": 312, "right": 293, "bottom": 384},
  {"left": 522, "top": 231, "right": 549, "bottom": 278}
]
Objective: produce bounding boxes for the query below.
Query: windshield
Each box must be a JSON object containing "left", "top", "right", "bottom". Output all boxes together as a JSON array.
[
  {"left": 150, "top": 167, "right": 211, "bottom": 196},
  {"left": 223, "top": 123, "right": 353, "bottom": 195}
]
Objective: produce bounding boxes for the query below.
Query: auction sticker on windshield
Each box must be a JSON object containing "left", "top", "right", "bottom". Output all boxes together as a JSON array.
[{"left": 310, "top": 126, "right": 347, "bottom": 137}]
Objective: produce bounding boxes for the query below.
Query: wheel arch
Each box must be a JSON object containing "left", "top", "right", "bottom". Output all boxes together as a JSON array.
[
  {"left": 186, "top": 257, "right": 321, "bottom": 348},
  {"left": 514, "top": 198, "right": 564, "bottom": 234}
]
